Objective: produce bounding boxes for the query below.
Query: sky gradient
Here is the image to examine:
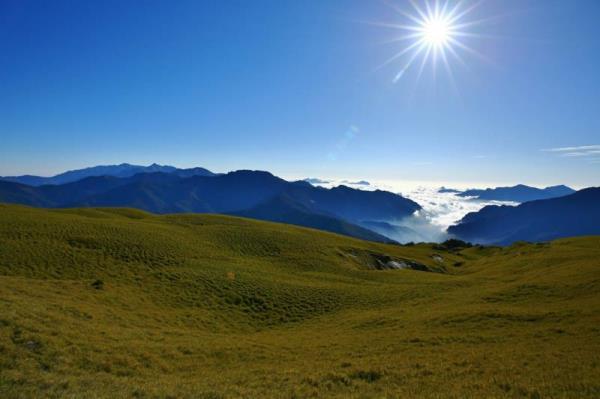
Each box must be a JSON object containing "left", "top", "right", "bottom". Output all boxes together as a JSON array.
[{"left": 1, "top": 0, "right": 599, "bottom": 188}]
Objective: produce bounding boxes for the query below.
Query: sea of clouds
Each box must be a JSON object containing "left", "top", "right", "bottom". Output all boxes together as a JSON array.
[{"left": 306, "top": 179, "right": 517, "bottom": 243}]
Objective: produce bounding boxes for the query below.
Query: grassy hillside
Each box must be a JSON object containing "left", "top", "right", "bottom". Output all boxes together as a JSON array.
[{"left": 0, "top": 204, "right": 598, "bottom": 398}]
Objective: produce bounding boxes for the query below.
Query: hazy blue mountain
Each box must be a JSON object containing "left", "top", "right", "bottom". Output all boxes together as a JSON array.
[
  {"left": 73, "top": 170, "right": 288, "bottom": 214},
  {"left": 358, "top": 220, "right": 426, "bottom": 243},
  {"left": 0, "top": 169, "right": 420, "bottom": 243},
  {"left": 448, "top": 187, "right": 600, "bottom": 245},
  {"left": 170, "top": 167, "right": 219, "bottom": 178},
  {"left": 0, "top": 181, "right": 51, "bottom": 207},
  {"left": 281, "top": 184, "right": 420, "bottom": 224},
  {"left": 73, "top": 171, "right": 421, "bottom": 221},
  {"left": 232, "top": 193, "right": 395, "bottom": 243},
  {"left": 457, "top": 184, "right": 575, "bottom": 202},
  {"left": 0, "top": 163, "right": 215, "bottom": 186},
  {"left": 72, "top": 173, "right": 191, "bottom": 213}
]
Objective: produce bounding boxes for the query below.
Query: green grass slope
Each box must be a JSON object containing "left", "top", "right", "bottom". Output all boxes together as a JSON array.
[{"left": 0, "top": 204, "right": 598, "bottom": 398}]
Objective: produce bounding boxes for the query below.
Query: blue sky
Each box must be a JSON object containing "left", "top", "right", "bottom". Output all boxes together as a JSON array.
[{"left": 1, "top": 0, "right": 599, "bottom": 188}]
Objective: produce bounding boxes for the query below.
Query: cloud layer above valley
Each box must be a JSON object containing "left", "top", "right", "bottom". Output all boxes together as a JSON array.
[{"left": 306, "top": 179, "right": 517, "bottom": 243}]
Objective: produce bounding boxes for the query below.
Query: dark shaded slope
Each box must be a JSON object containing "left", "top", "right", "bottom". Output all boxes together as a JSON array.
[
  {"left": 448, "top": 187, "right": 600, "bottom": 244},
  {"left": 0, "top": 181, "right": 52, "bottom": 207},
  {"left": 73, "top": 173, "right": 190, "bottom": 213},
  {"left": 359, "top": 220, "right": 427, "bottom": 243},
  {"left": 40, "top": 175, "right": 131, "bottom": 205},
  {"left": 67, "top": 170, "right": 420, "bottom": 223},
  {"left": 282, "top": 184, "right": 421, "bottom": 223},
  {"left": 178, "top": 170, "right": 291, "bottom": 212},
  {"left": 232, "top": 193, "right": 397, "bottom": 243}
]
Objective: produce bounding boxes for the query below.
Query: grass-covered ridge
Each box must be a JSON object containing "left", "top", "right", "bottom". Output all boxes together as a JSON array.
[{"left": 0, "top": 204, "right": 599, "bottom": 398}]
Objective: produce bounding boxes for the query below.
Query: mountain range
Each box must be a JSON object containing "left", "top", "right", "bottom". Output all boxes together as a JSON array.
[
  {"left": 0, "top": 166, "right": 421, "bottom": 243},
  {"left": 448, "top": 187, "right": 600, "bottom": 245},
  {"left": 455, "top": 184, "right": 575, "bottom": 202},
  {"left": 1, "top": 164, "right": 597, "bottom": 245},
  {"left": 0, "top": 163, "right": 215, "bottom": 186}
]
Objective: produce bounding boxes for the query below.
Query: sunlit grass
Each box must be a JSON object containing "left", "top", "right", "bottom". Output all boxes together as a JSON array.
[{"left": 0, "top": 204, "right": 598, "bottom": 398}]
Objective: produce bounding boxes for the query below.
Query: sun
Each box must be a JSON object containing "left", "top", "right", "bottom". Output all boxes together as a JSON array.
[
  {"left": 421, "top": 16, "right": 453, "bottom": 46},
  {"left": 372, "top": 0, "right": 488, "bottom": 84}
]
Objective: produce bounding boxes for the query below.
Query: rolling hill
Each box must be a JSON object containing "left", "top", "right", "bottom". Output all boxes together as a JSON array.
[
  {"left": 448, "top": 187, "right": 600, "bottom": 244},
  {"left": 0, "top": 204, "right": 598, "bottom": 398}
]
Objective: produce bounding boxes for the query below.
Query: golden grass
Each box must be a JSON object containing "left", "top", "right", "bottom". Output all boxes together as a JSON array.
[{"left": 0, "top": 204, "right": 598, "bottom": 398}]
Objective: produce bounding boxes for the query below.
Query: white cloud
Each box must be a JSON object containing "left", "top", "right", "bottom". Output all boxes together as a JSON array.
[
  {"left": 340, "top": 180, "right": 370, "bottom": 186},
  {"left": 401, "top": 186, "right": 517, "bottom": 229},
  {"left": 542, "top": 145, "right": 600, "bottom": 152},
  {"left": 304, "top": 177, "right": 331, "bottom": 185},
  {"left": 307, "top": 179, "right": 518, "bottom": 243},
  {"left": 542, "top": 145, "right": 600, "bottom": 162}
]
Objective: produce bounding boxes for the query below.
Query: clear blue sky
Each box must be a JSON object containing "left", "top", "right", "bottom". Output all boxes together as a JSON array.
[{"left": 1, "top": 0, "right": 599, "bottom": 187}]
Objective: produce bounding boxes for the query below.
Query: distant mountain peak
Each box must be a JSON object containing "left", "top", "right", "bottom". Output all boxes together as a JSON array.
[
  {"left": 545, "top": 184, "right": 572, "bottom": 190},
  {"left": 0, "top": 163, "right": 215, "bottom": 186},
  {"left": 457, "top": 183, "right": 575, "bottom": 202}
]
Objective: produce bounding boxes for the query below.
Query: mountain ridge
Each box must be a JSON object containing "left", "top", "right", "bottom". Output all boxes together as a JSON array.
[
  {"left": 448, "top": 187, "right": 600, "bottom": 244},
  {"left": 0, "top": 169, "right": 420, "bottom": 243},
  {"left": 457, "top": 184, "right": 575, "bottom": 202},
  {"left": 0, "top": 163, "right": 215, "bottom": 186}
]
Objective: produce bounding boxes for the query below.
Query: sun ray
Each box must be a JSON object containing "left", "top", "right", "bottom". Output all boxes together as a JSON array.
[
  {"left": 382, "top": 0, "right": 424, "bottom": 25},
  {"left": 439, "top": 46, "right": 461, "bottom": 98},
  {"left": 394, "top": 40, "right": 429, "bottom": 83},
  {"left": 415, "top": 44, "right": 433, "bottom": 86},
  {"left": 424, "top": 1, "right": 434, "bottom": 21},
  {"left": 447, "top": 37, "right": 487, "bottom": 62},
  {"left": 447, "top": 0, "right": 485, "bottom": 24},
  {"left": 446, "top": 0, "right": 467, "bottom": 21},
  {"left": 452, "top": 10, "right": 519, "bottom": 30},
  {"left": 409, "top": 0, "right": 429, "bottom": 21},
  {"left": 440, "top": 0, "right": 450, "bottom": 18},
  {"left": 451, "top": 31, "right": 509, "bottom": 41},
  {"left": 376, "top": 38, "right": 426, "bottom": 72},
  {"left": 445, "top": 41, "right": 469, "bottom": 69},
  {"left": 361, "top": 20, "right": 423, "bottom": 32},
  {"left": 432, "top": 44, "right": 439, "bottom": 81},
  {"left": 380, "top": 32, "right": 426, "bottom": 45}
]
